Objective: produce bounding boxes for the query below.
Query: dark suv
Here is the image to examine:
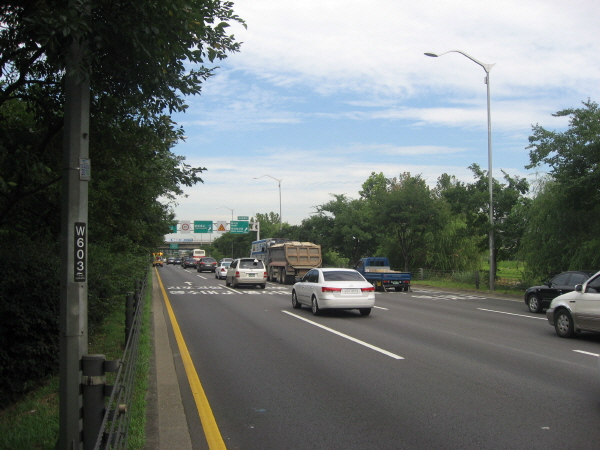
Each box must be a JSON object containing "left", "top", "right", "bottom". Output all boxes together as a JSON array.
[
  {"left": 197, "top": 257, "right": 218, "bottom": 272},
  {"left": 181, "top": 257, "right": 197, "bottom": 269},
  {"left": 524, "top": 271, "right": 595, "bottom": 313}
]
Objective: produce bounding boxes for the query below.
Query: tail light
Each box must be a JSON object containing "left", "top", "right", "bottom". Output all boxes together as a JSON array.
[
  {"left": 263, "top": 271, "right": 268, "bottom": 278},
  {"left": 235, "top": 271, "right": 240, "bottom": 278},
  {"left": 361, "top": 286, "right": 375, "bottom": 292},
  {"left": 322, "top": 287, "right": 342, "bottom": 292}
]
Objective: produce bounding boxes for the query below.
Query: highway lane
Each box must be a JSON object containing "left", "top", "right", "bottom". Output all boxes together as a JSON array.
[{"left": 157, "top": 264, "right": 600, "bottom": 449}]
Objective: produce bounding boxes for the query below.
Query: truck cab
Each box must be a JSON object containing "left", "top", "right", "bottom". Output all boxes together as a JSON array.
[{"left": 354, "top": 257, "right": 411, "bottom": 292}]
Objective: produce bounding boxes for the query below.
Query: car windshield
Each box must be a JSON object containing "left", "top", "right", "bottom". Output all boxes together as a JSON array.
[
  {"left": 239, "top": 260, "right": 264, "bottom": 269},
  {"left": 322, "top": 271, "right": 365, "bottom": 282}
]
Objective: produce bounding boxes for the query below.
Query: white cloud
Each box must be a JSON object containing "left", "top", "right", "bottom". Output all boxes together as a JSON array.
[{"left": 164, "top": 0, "right": 600, "bottom": 231}]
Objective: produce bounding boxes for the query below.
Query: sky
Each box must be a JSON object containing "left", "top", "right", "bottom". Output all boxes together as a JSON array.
[{"left": 164, "top": 0, "right": 600, "bottom": 241}]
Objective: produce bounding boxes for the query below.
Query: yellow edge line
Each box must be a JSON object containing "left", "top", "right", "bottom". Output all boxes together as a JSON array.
[{"left": 155, "top": 268, "right": 227, "bottom": 450}]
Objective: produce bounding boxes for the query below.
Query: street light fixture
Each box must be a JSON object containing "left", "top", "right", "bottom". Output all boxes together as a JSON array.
[
  {"left": 253, "top": 174, "right": 283, "bottom": 230},
  {"left": 216, "top": 206, "right": 234, "bottom": 222},
  {"left": 425, "top": 49, "right": 496, "bottom": 290}
]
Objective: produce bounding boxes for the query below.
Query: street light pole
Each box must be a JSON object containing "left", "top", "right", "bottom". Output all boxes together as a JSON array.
[
  {"left": 217, "top": 206, "right": 234, "bottom": 223},
  {"left": 425, "top": 50, "right": 495, "bottom": 290},
  {"left": 253, "top": 175, "right": 283, "bottom": 230}
]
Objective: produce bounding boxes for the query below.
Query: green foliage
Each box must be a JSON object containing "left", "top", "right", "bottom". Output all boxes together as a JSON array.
[
  {"left": 527, "top": 99, "right": 600, "bottom": 209},
  {"left": 522, "top": 100, "right": 600, "bottom": 279},
  {"left": 372, "top": 173, "right": 444, "bottom": 271},
  {"left": 0, "top": 0, "right": 244, "bottom": 406},
  {"left": 322, "top": 249, "right": 350, "bottom": 268},
  {"left": 0, "top": 231, "right": 60, "bottom": 407}
]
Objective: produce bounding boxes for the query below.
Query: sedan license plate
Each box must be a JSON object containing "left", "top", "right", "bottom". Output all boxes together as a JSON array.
[{"left": 342, "top": 288, "right": 361, "bottom": 294}]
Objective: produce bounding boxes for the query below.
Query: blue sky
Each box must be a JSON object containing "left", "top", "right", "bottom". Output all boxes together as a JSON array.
[{"left": 164, "top": 0, "right": 600, "bottom": 240}]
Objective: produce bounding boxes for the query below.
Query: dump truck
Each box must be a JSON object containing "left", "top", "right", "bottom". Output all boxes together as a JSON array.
[
  {"left": 354, "top": 257, "right": 411, "bottom": 292},
  {"left": 251, "top": 239, "right": 322, "bottom": 285}
]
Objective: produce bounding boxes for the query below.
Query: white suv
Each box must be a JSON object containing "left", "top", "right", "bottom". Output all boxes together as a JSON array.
[{"left": 225, "top": 258, "right": 267, "bottom": 289}]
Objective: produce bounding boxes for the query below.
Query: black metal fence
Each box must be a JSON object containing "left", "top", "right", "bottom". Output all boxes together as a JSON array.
[{"left": 81, "top": 272, "right": 149, "bottom": 450}]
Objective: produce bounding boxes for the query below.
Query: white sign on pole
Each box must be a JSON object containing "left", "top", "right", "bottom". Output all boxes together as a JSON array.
[{"left": 180, "top": 220, "right": 191, "bottom": 234}]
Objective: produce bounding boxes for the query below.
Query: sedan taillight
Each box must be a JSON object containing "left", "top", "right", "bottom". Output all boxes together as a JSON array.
[
  {"left": 322, "top": 287, "right": 342, "bottom": 292},
  {"left": 361, "top": 286, "right": 375, "bottom": 292}
]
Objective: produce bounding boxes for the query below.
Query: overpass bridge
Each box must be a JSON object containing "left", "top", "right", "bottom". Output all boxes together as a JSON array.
[{"left": 156, "top": 240, "right": 214, "bottom": 256}]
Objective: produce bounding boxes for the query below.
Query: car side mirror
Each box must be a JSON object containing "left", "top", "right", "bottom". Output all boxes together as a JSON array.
[{"left": 575, "top": 284, "right": 583, "bottom": 292}]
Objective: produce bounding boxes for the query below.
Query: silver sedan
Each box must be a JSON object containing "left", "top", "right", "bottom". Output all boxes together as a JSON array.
[
  {"left": 546, "top": 270, "right": 600, "bottom": 338},
  {"left": 291, "top": 268, "right": 375, "bottom": 316}
]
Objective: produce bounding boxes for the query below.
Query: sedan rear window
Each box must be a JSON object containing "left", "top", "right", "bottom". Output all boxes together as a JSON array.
[
  {"left": 239, "top": 260, "right": 264, "bottom": 269},
  {"left": 323, "top": 271, "right": 365, "bottom": 282}
]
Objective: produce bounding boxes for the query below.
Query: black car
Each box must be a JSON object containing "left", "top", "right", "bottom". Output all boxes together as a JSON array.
[
  {"left": 524, "top": 271, "right": 595, "bottom": 313},
  {"left": 166, "top": 257, "right": 176, "bottom": 265},
  {"left": 181, "top": 257, "right": 197, "bottom": 269},
  {"left": 197, "top": 257, "right": 217, "bottom": 272},
  {"left": 172, "top": 257, "right": 182, "bottom": 265}
]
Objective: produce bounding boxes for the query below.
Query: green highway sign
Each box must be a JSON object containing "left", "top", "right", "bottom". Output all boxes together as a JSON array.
[
  {"left": 169, "top": 243, "right": 179, "bottom": 249},
  {"left": 194, "top": 221, "right": 213, "bottom": 233},
  {"left": 169, "top": 225, "right": 177, "bottom": 233},
  {"left": 237, "top": 215, "right": 249, "bottom": 220},
  {"left": 230, "top": 220, "right": 249, "bottom": 234}
]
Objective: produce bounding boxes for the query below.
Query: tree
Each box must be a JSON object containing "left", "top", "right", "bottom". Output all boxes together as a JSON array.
[
  {"left": 522, "top": 100, "right": 600, "bottom": 278},
  {"left": 372, "top": 173, "right": 444, "bottom": 271},
  {"left": 520, "top": 179, "right": 600, "bottom": 279},
  {"left": 527, "top": 99, "right": 600, "bottom": 209},
  {"left": 0, "top": 0, "right": 245, "bottom": 405},
  {"left": 436, "top": 165, "right": 529, "bottom": 276}
]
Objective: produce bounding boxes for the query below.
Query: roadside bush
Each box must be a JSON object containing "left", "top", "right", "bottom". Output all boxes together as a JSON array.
[{"left": 0, "top": 231, "right": 60, "bottom": 407}]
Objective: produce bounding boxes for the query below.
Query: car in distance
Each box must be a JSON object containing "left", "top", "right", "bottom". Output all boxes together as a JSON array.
[
  {"left": 152, "top": 258, "right": 163, "bottom": 267},
  {"left": 546, "top": 270, "right": 600, "bottom": 338},
  {"left": 524, "top": 271, "right": 594, "bottom": 313},
  {"left": 225, "top": 258, "right": 267, "bottom": 288},
  {"left": 219, "top": 258, "right": 234, "bottom": 264},
  {"left": 166, "top": 257, "right": 176, "bottom": 265},
  {"left": 197, "top": 257, "right": 218, "bottom": 272},
  {"left": 215, "top": 261, "right": 232, "bottom": 279},
  {"left": 172, "top": 257, "right": 182, "bottom": 265},
  {"left": 181, "top": 257, "right": 197, "bottom": 269},
  {"left": 292, "top": 268, "right": 375, "bottom": 316}
]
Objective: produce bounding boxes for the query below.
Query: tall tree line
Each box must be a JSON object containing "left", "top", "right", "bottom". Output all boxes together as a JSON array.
[{"left": 224, "top": 101, "right": 600, "bottom": 285}]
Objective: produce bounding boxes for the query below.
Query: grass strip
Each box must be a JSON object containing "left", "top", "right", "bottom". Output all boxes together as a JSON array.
[{"left": 0, "top": 272, "right": 152, "bottom": 450}]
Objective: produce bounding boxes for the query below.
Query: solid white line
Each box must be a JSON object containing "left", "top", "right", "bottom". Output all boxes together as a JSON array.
[
  {"left": 281, "top": 310, "right": 404, "bottom": 360},
  {"left": 477, "top": 308, "right": 547, "bottom": 320},
  {"left": 573, "top": 350, "right": 600, "bottom": 357}
]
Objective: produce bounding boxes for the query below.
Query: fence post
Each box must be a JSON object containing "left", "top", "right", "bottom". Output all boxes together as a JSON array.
[
  {"left": 82, "top": 354, "right": 106, "bottom": 450},
  {"left": 419, "top": 268, "right": 424, "bottom": 280},
  {"left": 125, "top": 292, "right": 135, "bottom": 344},
  {"left": 475, "top": 270, "right": 480, "bottom": 289}
]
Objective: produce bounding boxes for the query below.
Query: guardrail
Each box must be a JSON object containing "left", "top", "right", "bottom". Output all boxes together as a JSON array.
[{"left": 81, "top": 272, "right": 148, "bottom": 450}]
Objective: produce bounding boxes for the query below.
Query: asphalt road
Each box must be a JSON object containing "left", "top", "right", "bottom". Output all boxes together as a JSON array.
[{"left": 156, "top": 264, "right": 600, "bottom": 450}]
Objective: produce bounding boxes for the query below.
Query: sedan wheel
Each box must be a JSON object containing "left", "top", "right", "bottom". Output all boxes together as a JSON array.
[
  {"left": 359, "top": 308, "right": 371, "bottom": 316},
  {"left": 527, "top": 294, "right": 543, "bottom": 313},
  {"left": 292, "top": 291, "right": 301, "bottom": 309},
  {"left": 555, "top": 309, "right": 575, "bottom": 338},
  {"left": 311, "top": 296, "right": 321, "bottom": 316}
]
